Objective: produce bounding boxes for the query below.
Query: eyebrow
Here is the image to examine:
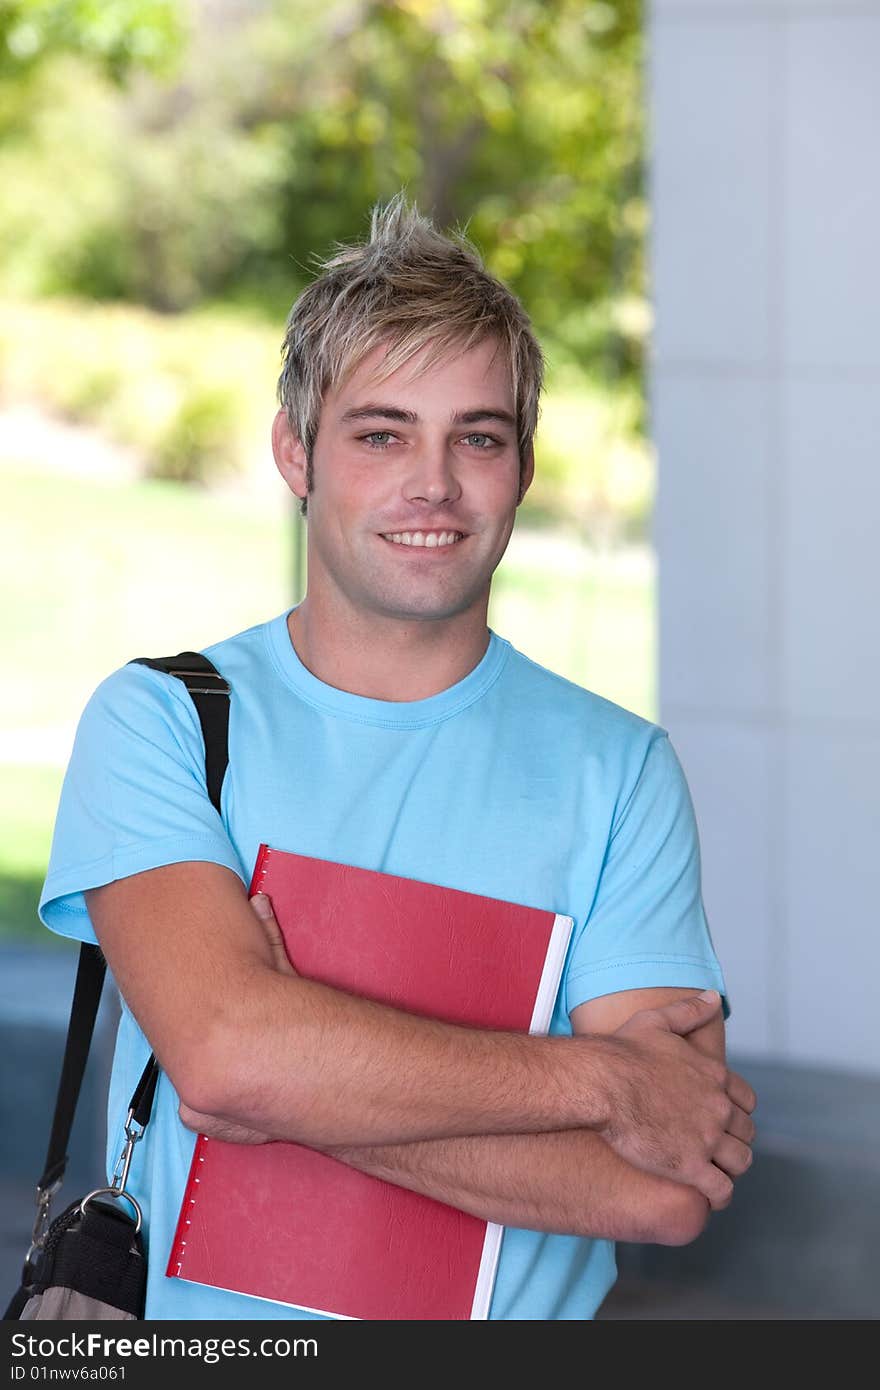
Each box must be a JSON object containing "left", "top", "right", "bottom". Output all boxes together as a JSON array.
[{"left": 340, "top": 404, "right": 516, "bottom": 428}]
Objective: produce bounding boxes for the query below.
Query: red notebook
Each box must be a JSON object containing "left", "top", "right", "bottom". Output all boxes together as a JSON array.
[{"left": 166, "top": 846, "right": 573, "bottom": 1320}]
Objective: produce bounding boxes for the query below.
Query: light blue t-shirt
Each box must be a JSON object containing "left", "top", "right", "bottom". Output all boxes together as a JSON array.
[{"left": 40, "top": 610, "right": 727, "bottom": 1321}]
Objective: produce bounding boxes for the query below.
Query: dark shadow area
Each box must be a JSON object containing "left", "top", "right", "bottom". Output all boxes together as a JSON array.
[{"left": 604, "top": 1058, "right": 880, "bottom": 1320}]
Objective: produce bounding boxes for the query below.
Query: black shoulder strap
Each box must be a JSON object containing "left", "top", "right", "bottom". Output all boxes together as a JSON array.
[
  {"left": 36, "top": 652, "right": 231, "bottom": 1199},
  {"left": 132, "top": 653, "right": 230, "bottom": 812}
]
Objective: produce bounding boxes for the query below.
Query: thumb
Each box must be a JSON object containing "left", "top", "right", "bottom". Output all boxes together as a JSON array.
[
  {"left": 249, "top": 892, "right": 296, "bottom": 975},
  {"left": 656, "top": 989, "right": 722, "bottom": 1036}
]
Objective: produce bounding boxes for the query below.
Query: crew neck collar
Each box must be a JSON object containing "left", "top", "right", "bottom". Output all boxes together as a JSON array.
[{"left": 264, "top": 608, "right": 509, "bottom": 728}]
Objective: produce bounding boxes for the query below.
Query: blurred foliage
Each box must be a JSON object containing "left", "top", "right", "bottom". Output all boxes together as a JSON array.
[
  {"left": 0, "top": 295, "right": 652, "bottom": 530},
  {"left": 0, "top": 458, "right": 654, "bottom": 939},
  {"left": 0, "top": 3, "right": 655, "bottom": 943},
  {"left": 529, "top": 366, "right": 652, "bottom": 542},
  {"left": 0, "top": 0, "right": 646, "bottom": 384},
  {"left": 0, "top": 0, "right": 183, "bottom": 91},
  {"left": 0, "top": 297, "right": 279, "bottom": 484},
  {"left": 0, "top": 0, "right": 650, "bottom": 526}
]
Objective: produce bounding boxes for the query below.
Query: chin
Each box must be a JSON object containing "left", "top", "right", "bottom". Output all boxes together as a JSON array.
[{"left": 368, "top": 586, "right": 483, "bottom": 624}]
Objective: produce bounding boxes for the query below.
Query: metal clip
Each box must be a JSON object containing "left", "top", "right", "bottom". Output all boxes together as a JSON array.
[
  {"left": 110, "top": 1106, "right": 146, "bottom": 1196},
  {"left": 25, "top": 1178, "right": 62, "bottom": 1268},
  {"left": 79, "top": 1106, "right": 146, "bottom": 1235},
  {"left": 174, "top": 671, "right": 231, "bottom": 694}
]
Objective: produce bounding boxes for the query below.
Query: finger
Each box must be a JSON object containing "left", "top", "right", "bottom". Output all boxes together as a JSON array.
[
  {"left": 653, "top": 990, "right": 723, "bottom": 1037},
  {"left": 711, "top": 1133, "right": 754, "bottom": 1180},
  {"left": 724, "top": 1105, "right": 756, "bottom": 1146},
  {"left": 726, "top": 1069, "right": 757, "bottom": 1114},
  {"left": 692, "top": 1163, "right": 734, "bottom": 1212},
  {"left": 249, "top": 892, "right": 296, "bottom": 975}
]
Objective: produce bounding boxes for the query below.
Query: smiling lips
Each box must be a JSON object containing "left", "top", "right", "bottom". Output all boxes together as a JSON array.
[{"left": 381, "top": 530, "right": 465, "bottom": 548}]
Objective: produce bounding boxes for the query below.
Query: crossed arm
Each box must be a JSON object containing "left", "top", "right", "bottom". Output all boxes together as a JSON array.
[
  {"left": 178, "top": 894, "right": 728, "bottom": 1245},
  {"left": 85, "top": 862, "right": 755, "bottom": 1247},
  {"left": 313, "top": 997, "right": 724, "bottom": 1245}
]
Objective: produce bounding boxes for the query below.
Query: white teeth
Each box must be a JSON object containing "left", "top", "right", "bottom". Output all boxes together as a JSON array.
[{"left": 383, "top": 531, "right": 463, "bottom": 547}]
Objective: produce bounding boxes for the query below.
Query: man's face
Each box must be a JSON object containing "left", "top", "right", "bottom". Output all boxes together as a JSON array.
[{"left": 274, "top": 336, "right": 533, "bottom": 628}]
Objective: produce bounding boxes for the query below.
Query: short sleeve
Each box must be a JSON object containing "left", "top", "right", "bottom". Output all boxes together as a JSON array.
[
  {"left": 565, "top": 732, "right": 728, "bottom": 1016},
  {"left": 39, "top": 663, "right": 245, "bottom": 943}
]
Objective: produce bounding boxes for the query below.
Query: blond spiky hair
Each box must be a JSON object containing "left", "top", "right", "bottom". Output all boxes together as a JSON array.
[{"left": 277, "top": 192, "right": 544, "bottom": 514}]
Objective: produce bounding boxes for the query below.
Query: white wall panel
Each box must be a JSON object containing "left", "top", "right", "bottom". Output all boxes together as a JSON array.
[
  {"left": 655, "top": 374, "right": 775, "bottom": 714},
  {"left": 664, "top": 717, "right": 776, "bottom": 1056},
  {"left": 784, "top": 727, "right": 880, "bottom": 1072},
  {"left": 783, "top": 18, "right": 880, "bottom": 369},
  {"left": 781, "top": 380, "right": 880, "bottom": 723},
  {"left": 649, "top": 19, "right": 774, "bottom": 366},
  {"left": 651, "top": 2, "right": 880, "bottom": 1073}
]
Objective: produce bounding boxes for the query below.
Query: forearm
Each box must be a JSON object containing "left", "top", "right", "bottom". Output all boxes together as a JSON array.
[
  {"left": 323, "top": 1129, "right": 709, "bottom": 1244},
  {"left": 307, "top": 996, "right": 723, "bottom": 1241},
  {"left": 198, "top": 964, "right": 618, "bottom": 1148},
  {"left": 86, "top": 868, "right": 616, "bottom": 1150},
  {"left": 89, "top": 868, "right": 753, "bottom": 1203}
]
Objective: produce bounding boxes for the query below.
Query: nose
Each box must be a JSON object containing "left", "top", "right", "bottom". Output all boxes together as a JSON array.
[{"left": 402, "top": 439, "right": 462, "bottom": 506}]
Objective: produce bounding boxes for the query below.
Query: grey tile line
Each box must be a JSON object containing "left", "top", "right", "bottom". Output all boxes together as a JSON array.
[
  {"left": 766, "top": 13, "right": 787, "bottom": 1060},
  {"left": 662, "top": 707, "right": 880, "bottom": 734},
  {"left": 650, "top": 362, "right": 880, "bottom": 380},
  {"left": 654, "top": 4, "right": 880, "bottom": 22}
]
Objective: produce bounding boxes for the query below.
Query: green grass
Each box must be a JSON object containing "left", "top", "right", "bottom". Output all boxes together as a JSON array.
[
  {"left": 491, "top": 549, "right": 655, "bottom": 721},
  {"left": 1, "top": 466, "right": 655, "bottom": 941},
  {"left": 2, "top": 468, "right": 294, "bottom": 729}
]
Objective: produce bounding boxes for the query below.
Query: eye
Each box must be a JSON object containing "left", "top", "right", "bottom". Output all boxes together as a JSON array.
[
  {"left": 360, "top": 431, "right": 395, "bottom": 449},
  {"left": 462, "top": 433, "right": 498, "bottom": 449}
]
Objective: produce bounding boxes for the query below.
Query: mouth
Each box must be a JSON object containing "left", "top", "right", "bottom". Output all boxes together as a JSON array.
[{"left": 379, "top": 530, "right": 466, "bottom": 549}]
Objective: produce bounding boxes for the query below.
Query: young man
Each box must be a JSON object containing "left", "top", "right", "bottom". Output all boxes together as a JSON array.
[{"left": 40, "top": 196, "right": 756, "bottom": 1321}]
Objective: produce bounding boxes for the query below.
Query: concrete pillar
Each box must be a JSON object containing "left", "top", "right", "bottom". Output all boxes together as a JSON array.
[{"left": 650, "top": 0, "right": 880, "bottom": 1074}]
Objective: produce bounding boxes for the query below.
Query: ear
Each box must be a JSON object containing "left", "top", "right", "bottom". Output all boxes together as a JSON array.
[
  {"left": 517, "top": 440, "right": 535, "bottom": 505},
  {"left": 272, "top": 408, "right": 308, "bottom": 500}
]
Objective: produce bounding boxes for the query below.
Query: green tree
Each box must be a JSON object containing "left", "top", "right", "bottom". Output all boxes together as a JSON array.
[
  {"left": 0, "top": 0, "right": 646, "bottom": 385},
  {"left": 245, "top": 0, "right": 646, "bottom": 382},
  {"left": 0, "top": 0, "right": 182, "bottom": 88}
]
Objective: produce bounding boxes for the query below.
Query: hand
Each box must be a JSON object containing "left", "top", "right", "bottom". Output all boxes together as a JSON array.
[
  {"left": 598, "top": 991, "right": 757, "bottom": 1210},
  {"left": 176, "top": 892, "right": 296, "bottom": 1144},
  {"left": 250, "top": 892, "right": 298, "bottom": 977}
]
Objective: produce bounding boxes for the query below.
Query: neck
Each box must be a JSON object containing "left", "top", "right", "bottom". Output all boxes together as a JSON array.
[{"left": 287, "top": 597, "right": 491, "bottom": 701}]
